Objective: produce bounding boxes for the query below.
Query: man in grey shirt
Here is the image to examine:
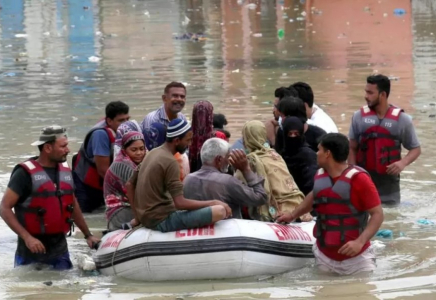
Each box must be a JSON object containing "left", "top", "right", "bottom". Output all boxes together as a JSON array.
[
  {"left": 348, "top": 74, "right": 421, "bottom": 205},
  {"left": 183, "top": 138, "right": 268, "bottom": 219}
]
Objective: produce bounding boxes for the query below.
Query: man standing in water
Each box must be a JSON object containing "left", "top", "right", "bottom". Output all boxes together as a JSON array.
[
  {"left": 133, "top": 118, "right": 232, "bottom": 232},
  {"left": 277, "top": 133, "right": 384, "bottom": 275},
  {"left": 1, "top": 126, "right": 100, "bottom": 270},
  {"left": 141, "top": 82, "right": 188, "bottom": 139},
  {"left": 73, "top": 101, "right": 130, "bottom": 212},
  {"left": 348, "top": 74, "right": 421, "bottom": 205}
]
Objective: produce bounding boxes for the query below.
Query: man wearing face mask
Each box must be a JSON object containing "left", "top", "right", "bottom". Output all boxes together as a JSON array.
[
  {"left": 183, "top": 138, "right": 268, "bottom": 219},
  {"left": 140, "top": 82, "right": 188, "bottom": 142},
  {"left": 282, "top": 117, "right": 318, "bottom": 196}
]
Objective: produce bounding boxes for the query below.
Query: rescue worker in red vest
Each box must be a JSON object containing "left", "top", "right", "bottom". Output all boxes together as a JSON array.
[
  {"left": 277, "top": 133, "right": 384, "bottom": 275},
  {"left": 348, "top": 74, "right": 421, "bottom": 205},
  {"left": 0, "top": 126, "right": 100, "bottom": 270},
  {"left": 73, "top": 101, "right": 130, "bottom": 213}
]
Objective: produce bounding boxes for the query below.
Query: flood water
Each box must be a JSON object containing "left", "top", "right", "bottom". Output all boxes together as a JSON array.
[{"left": 0, "top": 0, "right": 436, "bottom": 299}]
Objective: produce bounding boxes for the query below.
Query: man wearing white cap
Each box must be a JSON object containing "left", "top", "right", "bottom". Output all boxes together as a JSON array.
[
  {"left": 131, "top": 118, "right": 232, "bottom": 232},
  {"left": 0, "top": 126, "right": 100, "bottom": 270}
]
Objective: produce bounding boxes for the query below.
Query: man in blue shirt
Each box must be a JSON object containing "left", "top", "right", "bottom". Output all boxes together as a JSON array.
[
  {"left": 73, "top": 101, "right": 130, "bottom": 213},
  {"left": 141, "top": 82, "right": 187, "bottom": 148}
]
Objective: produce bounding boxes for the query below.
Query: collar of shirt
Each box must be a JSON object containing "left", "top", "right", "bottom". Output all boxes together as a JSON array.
[{"left": 200, "top": 165, "right": 222, "bottom": 174}]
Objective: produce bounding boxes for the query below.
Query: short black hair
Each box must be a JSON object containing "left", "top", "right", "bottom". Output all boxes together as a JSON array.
[
  {"left": 37, "top": 140, "right": 55, "bottom": 152},
  {"left": 164, "top": 82, "right": 186, "bottom": 94},
  {"left": 106, "top": 101, "right": 129, "bottom": 120},
  {"left": 367, "top": 74, "right": 390, "bottom": 98},
  {"left": 277, "top": 96, "right": 307, "bottom": 123},
  {"left": 319, "top": 133, "right": 349, "bottom": 163},
  {"left": 274, "top": 87, "right": 298, "bottom": 100},
  {"left": 213, "top": 113, "right": 228, "bottom": 129},
  {"left": 291, "top": 82, "right": 314, "bottom": 108}
]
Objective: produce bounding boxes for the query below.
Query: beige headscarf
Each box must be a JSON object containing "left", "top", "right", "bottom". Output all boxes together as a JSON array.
[{"left": 236, "top": 120, "right": 305, "bottom": 222}]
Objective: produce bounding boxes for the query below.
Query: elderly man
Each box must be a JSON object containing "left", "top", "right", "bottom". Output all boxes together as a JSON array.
[{"left": 183, "top": 138, "right": 268, "bottom": 218}]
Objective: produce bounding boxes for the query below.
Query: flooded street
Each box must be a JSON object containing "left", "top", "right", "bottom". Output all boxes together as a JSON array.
[{"left": 0, "top": 0, "right": 436, "bottom": 298}]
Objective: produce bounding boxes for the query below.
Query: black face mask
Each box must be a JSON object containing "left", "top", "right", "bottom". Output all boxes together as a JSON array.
[{"left": 284, "top": 136, "right": 305, "bottom": 155}]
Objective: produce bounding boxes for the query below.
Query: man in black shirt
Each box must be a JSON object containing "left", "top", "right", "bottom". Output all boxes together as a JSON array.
[{"left": 0, "top": 126, "right": 100, "bottom": 270}]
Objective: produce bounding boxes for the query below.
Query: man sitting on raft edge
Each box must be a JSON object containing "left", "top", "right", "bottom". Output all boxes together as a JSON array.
[{"left": 127, "top": 118, "right": 232, "bottom": 232}]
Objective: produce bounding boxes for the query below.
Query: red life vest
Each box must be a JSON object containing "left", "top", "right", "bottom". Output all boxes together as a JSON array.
[
  {"left": 312, "top": 166, "right": 369, "bottom": 248},
  {"left": 15, "top": 160, "right": 75, "bottom": 235},
  {"left": 73, "top": 125, "right": 116, "bottom": 190},
  {"left": 356, "top": 105, "right": 403, "bottom": 174}
]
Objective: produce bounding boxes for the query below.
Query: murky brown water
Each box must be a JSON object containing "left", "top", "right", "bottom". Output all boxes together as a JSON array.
[{"left": 1, "top": 0, "right": 436, "bottom": 299}]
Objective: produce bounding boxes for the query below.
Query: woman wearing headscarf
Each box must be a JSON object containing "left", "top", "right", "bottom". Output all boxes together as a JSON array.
[
  {"left": 143, "top": 122, "right": 190, "bottom": 181},
  {"left": 104, "top": 131, "right": 146, "bottom": 230},
  {"left": 114, "top": 120, "right": 142, "bottom": 157},
  {"left": 282, "top": 117, "right": 318, "bottom": 196},
  {"left": 189, "top": 100, "right": 214, "bottom": 173},
  {"left": 235, "top": 120, "right": 312, "bottom": 222}
]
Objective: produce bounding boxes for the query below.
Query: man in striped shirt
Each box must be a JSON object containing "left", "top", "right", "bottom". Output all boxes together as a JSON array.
[{"left": 140, "top": 82, "right": 188, "bottom": 145}]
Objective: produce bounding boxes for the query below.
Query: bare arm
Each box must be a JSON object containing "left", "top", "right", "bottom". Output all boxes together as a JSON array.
[
  {"left": 354, "top": 205, "right": 384, "bottom": 246},
  {"left": 402, "top": 146, "right": 421, "bottom": 166},
  {"left": 173, "top": 195, "right": 220, "bottom": 211},
  {"left": 276, "top": 192, "right": 314, "bottom": 223},
  {"left": 0, "top": 188, "right": 32, "bottom": 241},
  {"left": 94, "top": 155, "right": 111, "bottom": 178},
  {"left": 0, "top": 188, "right": 46, "bottom": 253},
  {"left": 72, "top": 198, "right": 101, "bottom": 248},
  {"left": 348, "top": 139, "right": 358, "bottom": 165}
]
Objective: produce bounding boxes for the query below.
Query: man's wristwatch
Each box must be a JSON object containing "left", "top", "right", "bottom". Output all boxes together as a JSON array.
[{"left": 84, "top": 232, "right": 93, "bottom": 239}]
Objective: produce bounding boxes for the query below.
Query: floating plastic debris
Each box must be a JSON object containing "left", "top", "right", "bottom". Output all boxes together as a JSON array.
[
  {"left": 246, "top": 3, "right": 257, "bottom": 10},
  {"left": 174, "top": 33, "right": 207, "bottom": 41},
  {"left": 14, "top": 34, "right": 27, "bottom": 38},
  {"left": 376, "top": 229, "right": 393, "bottom": 239},
  {"left": 393, "top": 8, "right": 406, "bottom": 16},
  {"left": 231, "top": 69, "right": 240, "bottom": 73},
  {"left": 417, "top": 219, "right": 436, "bottom": 225},
  {"left": 388, "top": 76, "right": 400, "bottom": 81},
  {"left": 252, "top": 33, "right": 263, "bottom": 37},
  {"left": 88, "top": 56, "right": 101, "bottom": 62},
  {"left": 277, "top": 28, "right": 285, "bottom": 40},
  {"left": 144, "top": 10, "right": 150, "bottom": 17},
  {"left": 182, "top": 16, "right": 190, "bottom": 26}
]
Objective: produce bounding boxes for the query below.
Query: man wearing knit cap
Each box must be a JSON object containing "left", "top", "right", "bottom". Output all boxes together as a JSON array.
[{"left": 131, "top": 118, "right": 232, "bottom": 232}]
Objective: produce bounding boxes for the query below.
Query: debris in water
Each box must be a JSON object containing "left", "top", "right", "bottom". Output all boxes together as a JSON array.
[
  {"left": 15, "top": 34, "right": 27, "bottom": 38},
  {"left": 231, "top": 69, "right": 240, "bottom": 73},
  {"left": 335, "top": 79, "right": 346, "bottom": 83},
  {"left": 43, "top": 281, "right": 53, "bottom": 286},
  {"left": 429, "top": 114, "right": 436, "bottom": 118},
  {"left": 174, "top": 33, "right": 207, "bottom": 41},
  {"left": 246, "top": 3, "right": 257, "bottom": 10},
  {"left": 3, "top": 72, "right": 16, "bottom": 77},
  {"left": 83, "top": 6, "right": 89, "bottom": 10},
  {"left": 417, "top": 219, "right": 435, "bottom": 225},
  {"left": 252, "top": 33, "right": 263, "bottom": 37},
  {"left": 429, "top": 103, "right": 435, "bottom": 106},
  {"left": 393, "top": 8, "right": 406, "bottom": 16},
  {"left": 88, "top": 56, "right": 100, "bottom": 62},
  {"left": 144, "top": 10, "right": 150, "bottom": 17},
  {"left": 182, "top": 16, "right": 190, "bottom": 26},
  {"left": 289, "top": 19, "right": 294, "bottom": 22},
  {"left": 296, "top": 17, "right": 305, "bottom": 21},
  {"left": 237, "top": 0, "right": 244, "bottom": 4},
  {"left": 43, "top": 31, "right": 50, "bottom": 36},
  {"left": 232, "top": 99, "right": 240, "bottom": 103},
  {"left": 388, "top": 76, "right": 400, "bottom": 81},
  {"left": 277, "top": 28, "right": 285, "bottom": 40},
  {"left": 364, "top": 6, "right": 371, "bottom": 12},
  {"left": 383, "top": 13, "right": 388, "bottom": 17},
  {"left": 95, "top": 31, "right": 102, "bottom": 36},
  {"left": 261, "top": 101, "right": 272, "bottom": 105},
  {"left": 376, "top": 229, "right": 393, "bottom": 239}
]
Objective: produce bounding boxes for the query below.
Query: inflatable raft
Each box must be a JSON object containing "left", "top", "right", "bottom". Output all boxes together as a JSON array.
[{"left": 93, "top": 219, "right": 316, "bottom": 281}]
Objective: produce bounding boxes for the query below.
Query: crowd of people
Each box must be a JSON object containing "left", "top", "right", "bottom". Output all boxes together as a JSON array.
[{"left": 0, "top": 74, "right": 421, "bottom": 276}]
